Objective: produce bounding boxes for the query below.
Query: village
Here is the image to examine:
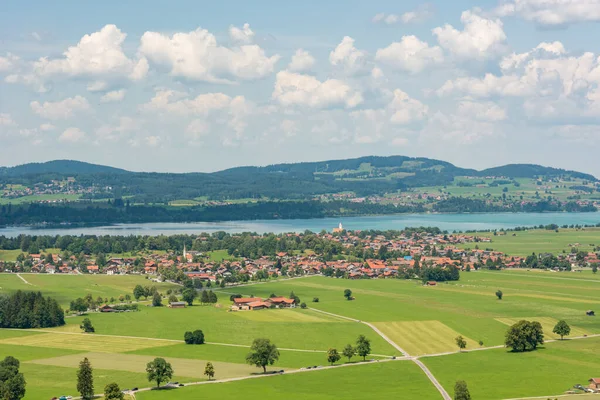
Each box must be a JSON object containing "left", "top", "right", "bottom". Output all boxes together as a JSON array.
[{"left": 1, "top": 224, "right": 597, "bottom": 282}]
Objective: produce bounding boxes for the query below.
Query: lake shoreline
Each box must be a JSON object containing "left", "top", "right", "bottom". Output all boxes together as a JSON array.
[{"left": 0, "top": 211, "right": 599, "bottom": 237}]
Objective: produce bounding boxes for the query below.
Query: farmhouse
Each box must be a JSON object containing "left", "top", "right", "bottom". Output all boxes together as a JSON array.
[
  {"left": 267, "top": 297, "right": 296, "bottom": 308},
  {"left": 246, "top": 300, "right": 271, "bottom": 310},
  {"left": 169, "top": 301, "right": 187, "bottom": 308},
  {"left": 98, "top": 305, "right": 115, "bottom": 312},
  {"left": 589, "top": 378, "right": 600, "bottom": 390}
]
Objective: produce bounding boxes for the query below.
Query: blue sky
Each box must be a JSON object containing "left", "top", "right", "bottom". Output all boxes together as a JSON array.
[{"left": 1, "top": 0, "right": 600, "bottom": 174}]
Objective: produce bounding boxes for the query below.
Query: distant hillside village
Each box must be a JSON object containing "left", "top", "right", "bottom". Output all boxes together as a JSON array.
[{"left": 1, "top": 226, "right": 595, "bottom": 283}]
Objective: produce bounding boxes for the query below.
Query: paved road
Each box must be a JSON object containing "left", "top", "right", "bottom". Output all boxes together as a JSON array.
[{"left": 309, "top": 307, "right": 451, "bottom": 400}]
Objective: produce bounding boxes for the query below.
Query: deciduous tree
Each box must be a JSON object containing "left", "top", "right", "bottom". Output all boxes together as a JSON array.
[
  {"left": 0, "top": 356, "right": 26, "bottom": 400},
  {"left": 327, "top": 348, "right": 341, "bottom": 365},
  {"left": 80, "top": 318, "right": 95, "bottom": 333},
  {"left": 455, "top": 335, "right": 467, "bottom": 352},
  {"left": 505, "top": 320, "right": 544, "bottom": 352},
  {"left": 454, "top": 380, "right": 471, "bottom": 400},
  {"left": 104, "top": 382, "right": 124, "bottom": 400},
  {"left": 204, "top": 362, "right": 215, "bottom": 381},
  {"left": 146, "top": 358, "right": 173, "bottom": 388},
  {"left": 342, "top": 344, "right": 355, "bottom": 362},
  {"left": 356, "top": 335, "right": 371, "bottom": 360},
  {"left": 245, "top": 338, "right": 280, "bottom": 373},
  {"left": 553, "top": 320, "right": 571, "bottom": 340}
]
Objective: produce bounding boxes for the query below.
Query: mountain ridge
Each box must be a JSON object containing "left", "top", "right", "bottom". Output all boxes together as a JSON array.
[{"left": 0, "top": 156, "right": 596, "bottom": 181}]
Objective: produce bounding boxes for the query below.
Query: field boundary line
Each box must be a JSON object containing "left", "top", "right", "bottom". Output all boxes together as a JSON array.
[
  {"left": 308, "top": 307, "right": 451, "bottom": 400},
  {"left": 2, "top": 328, "right": 389, "bottom": 355},
  {"left": 71, "top": 356, "right": 409, "bottom": 399}
]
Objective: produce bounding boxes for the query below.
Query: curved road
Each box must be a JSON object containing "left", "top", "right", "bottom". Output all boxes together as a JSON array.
[{"left": 309, "top": 307, "right": 451, "bottom": 400}]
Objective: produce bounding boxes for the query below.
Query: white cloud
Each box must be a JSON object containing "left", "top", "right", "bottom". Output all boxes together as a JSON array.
[
  {"left": 145, "top": 136, "right": 161, "bottom": 147},
  {"left": 329, "top": 36, "right": 367, "bottom": 74},
  {"left": 139, "top": 26, "right": 280, "bottom": 83},
  {"left": 0, "top": 113, "right": 16, "bottom": 126},
  {"left": 433, "top": 10, "right": 507, "bottom": 60},
  {"left": 30, "top": 95, "right": 90, "bottom": 120},
  {"left": 31, "top": 32, "right": 42, "bottom": 41},
  {"left": 185, "top": 119, "right": 210, "bottom": 142},
  {"left": 4, "top": 73, "right": 49, "bottom": 93},
  {"left": 388, "top": 89, "right": 429, "bottom": 124},
  {"left": 457, "top": 100, "right": 507, "bottom": 121},
  {"left": 229, "top": 23, "right": 255, "bottom": 44},
  {"left": 494, "top": 0, "right": 600, "bottom": 26},
  {"left": 288, "top": 49, "right": 315, "bottom": 72},
  {"left": 96, "top": 117, "right": 139, "bottom": 142},
  {"left": 87, "top": 81, "right": 108, "bottom": 92},
  {"left": 372, "top": 5, "right": 434, "bottom": 24},
  {"left": 141, "top": 89, "right": 245, "bottom": 116},
  {"left": 59, "top": 127, "right": 86, "bottom": 143},
  {"left": 437, "top": 74, "right": 534, "bottom": 97},
  {"left": 272, "top": 70, "right": 363, "bottom": 109},
  {"left": 39, "top": 123, "right": 55, "bottom": 131},
  {"left": 375, "top": 35, "right": 444, "bottom": 73},
  {"left": 280, "top": 119, "right": 299, "bottom": 137},
  {"left": 0, "top": 53, "right": 20, "bottom": 72},
  {"left": 32, "top": 24, "right": 148, "bottom": 81},
  {"left": 100, "top": 89, "right": 126, "bottom": 103}
]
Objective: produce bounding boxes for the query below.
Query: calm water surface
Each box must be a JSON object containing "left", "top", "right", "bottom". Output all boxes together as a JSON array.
[{"left": 1, "top": 212, "right": 599, "bottom": 237}]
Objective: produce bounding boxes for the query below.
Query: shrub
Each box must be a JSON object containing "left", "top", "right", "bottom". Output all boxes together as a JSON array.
[{"left": 184, "top": 329, "right": 205, "bottom": 344}]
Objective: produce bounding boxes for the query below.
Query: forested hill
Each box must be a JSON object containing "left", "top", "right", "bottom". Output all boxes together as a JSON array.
[
  {"left": 0, "top": 160, "right": 128, "bottom": 177},
  {"left": 0, "top": 156, "right": 596, "bottom": 203}
]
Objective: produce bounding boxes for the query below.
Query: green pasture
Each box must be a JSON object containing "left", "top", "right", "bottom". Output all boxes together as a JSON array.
[
  {"left": 61, "top": 306, "right": 397, "bottom": 355},
  {"left": 2, "top": 272, "right": 600, "bottom": 399},
  {"left": 0, "top": 273, "right": 177, "bottom": 306},
  {"left": 136, "top": 361, "right": 441, "bottom": 400},
  {"left": 424, "top": 336, "right": 600, "bottom": 399},
  {"left": 223, "top": 273, "right": 600, "bottom": 353},
  {"left": 0, "top": 193, "right": 81, "bottom": 205},
  {"left": 460, "top": 227, "right": 600, "bottom": 256},
  {"left": 206, "top": 249, "right": 237, "bottom": 262}
]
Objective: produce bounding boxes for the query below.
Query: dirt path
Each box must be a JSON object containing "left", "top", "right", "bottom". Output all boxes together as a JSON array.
[{"left": 16, "top": 273, "right": 33, "bottom": 285}]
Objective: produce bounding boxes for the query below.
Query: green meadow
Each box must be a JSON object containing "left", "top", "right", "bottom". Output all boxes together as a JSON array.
[
  {"left": 1, "top": 271, "right": 600, "bottom": 399},
  {"left": 0, "top": 273, "right": 176, "bottom": 306},
  {"left": 460, "top": 227, "right": 600, "bottom": 256}
]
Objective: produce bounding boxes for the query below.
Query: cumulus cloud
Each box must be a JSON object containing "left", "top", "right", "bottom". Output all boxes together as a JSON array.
[
  {"left": 457, "top": 100, "right": 507, "bottom": 121},
  {"left": 32, "top": 24, "right": 148, "bottom": 81},
  {"left": 229, "top": 23, "right": 255, "bottom": 44},
  {"left": 272, "top": 70, "right": 363, "bottom": 109},
  {"left": 141, "top": 89, "right": 245, "bottom": 115},
  {"left": 373, "top": 4, "right": 434, "bottom": 24},
  {"left": 139, "top": 26, "right": 280, "bottom": 83},
  {"left": 59, "top": 127, "right": 86, "bottom": 143},
  {"left": 185, "top": 119, "right": 210, "bottom": 143},
  {"left": 40, "top": 123, "right": 55, "bottom": 131},
  {"left": 0, "top": 53, "right": 20, "bottom": 72},
  {"left": 87, "top": 81, "right": 108, "bottom": 92},
  {"left": 96, "top": 116, "right": 139, "bottom": 142},
  {"left": 329, "top": 36, "right": 368, "bottom": 74},
  {"left": 288, "top": 49, "right": 315, "bottom": 72},
  {"left": 100, "top": 89, "right": 126, "bottom": 103},
  {"left": 388, "top": 89, "right": 429, "bottom": 124},
  {"left": 433, "top": 11, "right": 507, "bottom": 60},
  {"left": 375, "top": 35, "right": 444, "bottom": 73},
  {"left": 30, "top": 95, "right": 90, "bottom": 120},
  {"left": 0, "top": 113, "right": 16, "bottom": 126},
  {"left": 494, "top": 0, "right": 600, "bottom": 26}
]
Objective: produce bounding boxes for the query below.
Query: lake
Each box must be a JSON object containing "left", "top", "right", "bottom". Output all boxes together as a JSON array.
[{"left": 0, "top": 212, "right": 599, "bottom": 237}]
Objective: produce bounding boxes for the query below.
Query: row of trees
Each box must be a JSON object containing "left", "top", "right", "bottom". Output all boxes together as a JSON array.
[{"left": 0, "top": 291, "right": 64, "bottom": 329}]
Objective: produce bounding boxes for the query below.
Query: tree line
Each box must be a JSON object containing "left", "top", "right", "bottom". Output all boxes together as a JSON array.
[{"left": 0, "top": 291, "right": 65, "bottom": 329}]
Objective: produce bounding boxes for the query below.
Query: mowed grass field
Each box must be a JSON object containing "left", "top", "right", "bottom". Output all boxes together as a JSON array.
[
  {"left": 460, "top": 227, "right": 600, "bottom": 256},
  {"left": 0, "top": 273, "right": 177, "bottom": 306},
  {"left": 136, "top": 361, "right": 442, "bottom": 400},
  {"left": 2, "top": 271, "right": 600, "bottom": 399}
]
